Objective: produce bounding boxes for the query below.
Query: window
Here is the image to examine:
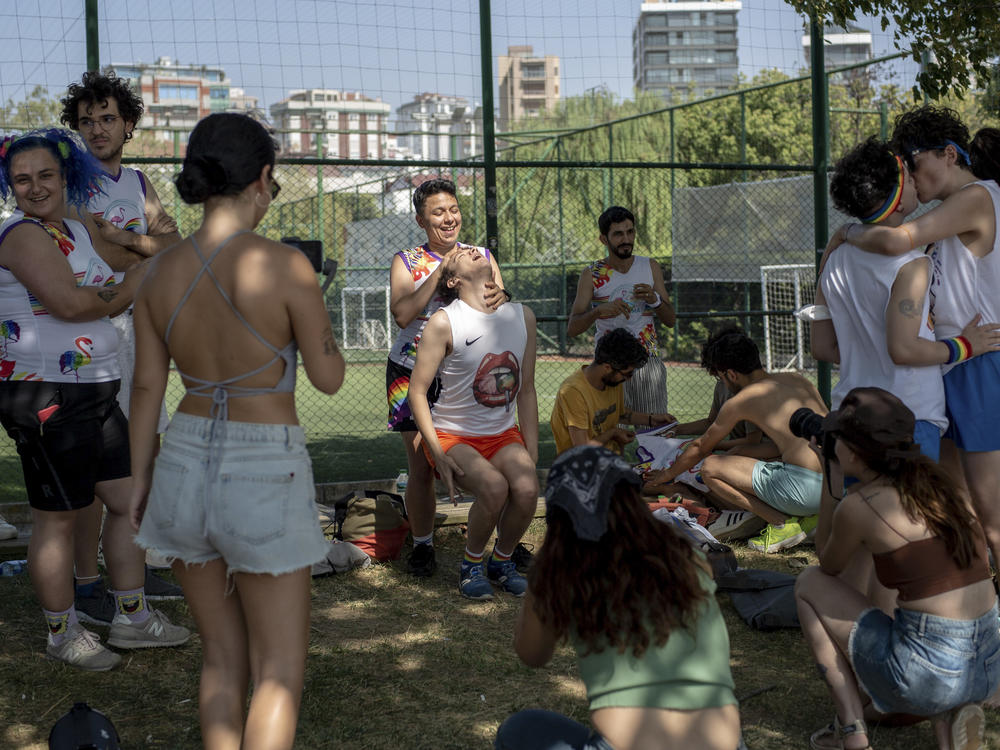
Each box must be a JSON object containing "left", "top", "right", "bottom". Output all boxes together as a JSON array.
[
  {"left": 158, "top": 85, "right": 198, "bottom": 100},
  {"left": 521, "top": 64, "right": 545, "bottom": 79},
  {"left": 667, "top": 12, "right": 689, "bottom": 26},
  {"left": 645, "top": 51, "right": 669, "bottom": 65},
  {"left": 645, "top": 33, "right": 668, "bottom": 46},
  {"left": 209, "top": 87, "right": 228, "bottom": 99},
  {"left": 645, "top": 13, "right": 667, "bottom": 27}
]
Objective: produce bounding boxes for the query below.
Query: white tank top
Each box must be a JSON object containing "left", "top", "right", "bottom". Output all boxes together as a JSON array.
[
  {"left": 87, "top": 166, "right": 149, "bottom": 235},
  {"left": 590, "top": 255, "right": 659, "bottom": 356},
  {"left": 388, "top": 242, "right": 492, "bottom": 369},
  {"left": 821, "top": 245, "right": 946, "bottom": 429},
  {"left": 0, "top": 211, "right": 120, "bottom": 383},
  {"left": 928, "top": 179, "right": 1000, "bottom": 374},
  {"left": 430, "top": 299, "right": 527, "bottom": 436}
]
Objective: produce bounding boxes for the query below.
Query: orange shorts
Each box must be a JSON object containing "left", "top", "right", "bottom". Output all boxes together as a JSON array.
[{"left": 422, "top": 426, "right": 525, "bottom": 469}]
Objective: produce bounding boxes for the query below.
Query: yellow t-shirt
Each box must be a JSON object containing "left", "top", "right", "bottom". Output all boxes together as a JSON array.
[{"left": 550, "top": 367, "right": 626, "bottom": 455}]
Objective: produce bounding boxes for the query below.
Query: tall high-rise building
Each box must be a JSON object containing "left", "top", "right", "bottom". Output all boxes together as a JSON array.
[
  {"left": 269, "top": 89, "right": 391, "bottom": 158},
  {"left": 802, "top": 23, "right": 873, "bottom": 77},
  {"left": 395, "top": 93, "right": 481, "bottom": 160},
  {"left": 497, "top": 45, "right": 560, "bottom": 130},
  {"left": 633, "top": 1, "right": 741, "bottom": 102}
]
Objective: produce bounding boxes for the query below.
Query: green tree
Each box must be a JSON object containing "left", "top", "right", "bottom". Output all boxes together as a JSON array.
[
  {"left": 789, "top": 0, "right": 1000, "bottom": 100},
  {"left": 0, "top": 85, "right": 62, "bottom": 130}
]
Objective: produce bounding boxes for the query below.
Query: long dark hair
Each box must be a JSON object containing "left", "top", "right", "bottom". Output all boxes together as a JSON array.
[{"left": 529, "top": 483, "right": 708, "bottom": 657}]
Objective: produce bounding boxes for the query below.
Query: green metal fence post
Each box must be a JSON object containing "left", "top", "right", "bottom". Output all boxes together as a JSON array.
[
  {"left": 316, "top": 133, "right": 324, "bottom": 244},
  {"left": 172, "top": 131, "right": 181, "bottom": 230},
  {"left": 810, "top": 14, "right": 832, "bottom": 406},
  {"left": 478, "top": 0, "right": 500, "bottom": 260},
  {"left": 740, "top": 91, "right": 750, "bottom": 334},
  {"left": 880, "top": 100, "right": 889, "bottom": 141},
  {"left": 670, "top": 108, "right": 678, "bottom": 359},
  {"left": 557, "top": 138, "right": 566, "bottom": 354},
  {"left": 607, "top": 124, "right": 614, "bottom": 204},
  {"left": 85, "top": 0, "right": 99, "bottom": 71}
]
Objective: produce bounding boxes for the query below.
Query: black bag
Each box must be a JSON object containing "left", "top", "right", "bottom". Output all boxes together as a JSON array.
[
  {"left": 715, "top": 568, "right": 800, "bottom": 630},
  {"left": 49, "top": 702, "right": 120, "bottom": 750}
]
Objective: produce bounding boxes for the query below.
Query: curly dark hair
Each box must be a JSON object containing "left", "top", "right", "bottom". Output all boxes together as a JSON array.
[
  {"left": 830, "top": 137, "right": 900, "bottom": 219},
  {"left": 889, "top": 106, "right": 971, "bottom": 173},
  {"left": 970, "top": 127, "right": 1000, "bottom": 183},
  {"left": 598, "top": 205, "right": 635, "bottom": 236},
  {"left": 528, "top": 482, "right": 708, "bottom": 658},
  {"left": 412, "top": 178, "right": 456, "bottom": 215},
  {"left": 702, "top": 327, "right": 761, "bottom": 375},
  {"left": 60, "top": 71, "right": 144, "bottom": 136},
  {"left": 594, "top": 328, "right": 648, "bottom": 370}
]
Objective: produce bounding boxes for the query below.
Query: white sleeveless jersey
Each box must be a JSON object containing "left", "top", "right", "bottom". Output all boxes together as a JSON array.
[
  {"left": 821, "top": 245, "right": 946, "bottom": 429},
  {"left": 590, "top": 255, "right": 659, "bottom": 356},
  {"left": 928, "top": 179, "right": 1000, "bottom": 374},
  {"left": 87, "top": 166, "right": 148, "bottom": 235},
  {"left": 0, "top": 211, "right": 120, "bottom": 383},
  {"left": 430, "top": 299, "right": 527, "bottom": 436}
]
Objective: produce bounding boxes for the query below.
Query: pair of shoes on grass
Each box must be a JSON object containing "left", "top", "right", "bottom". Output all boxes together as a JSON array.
[
  {"left": 76, "top": 570, "right": 183, "bottom": 626},
  {"left": 810, "top": 716, "right": 870, "bottom": 749},
  {"left": 47, "top": 611, "right": 190, "bottom": 671},
  {"left": 459, "top": 559, "right": 527, "bottom": 600},
  {"left": 748, "top": 515, "right": 819, "bottom": 554},
  {"left": 707, "top": 510, "right": 766, "bottom": 541}
]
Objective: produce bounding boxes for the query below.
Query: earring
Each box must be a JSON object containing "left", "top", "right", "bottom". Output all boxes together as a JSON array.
[{"left": 254, "top": 192, "right": 269, "bottom": 208}]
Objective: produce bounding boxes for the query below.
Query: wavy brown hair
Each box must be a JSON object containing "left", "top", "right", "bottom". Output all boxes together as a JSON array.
[
  {"left": 529, "top": 483, "right": 708, "bottom": 657},
  {"left": 845, "top": 440, "right": 983, "bottom": 568}
]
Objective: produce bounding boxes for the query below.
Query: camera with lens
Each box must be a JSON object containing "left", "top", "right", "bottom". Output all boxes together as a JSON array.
[{"left": 789, "top": 407, "right": 837, "bottom": 460}]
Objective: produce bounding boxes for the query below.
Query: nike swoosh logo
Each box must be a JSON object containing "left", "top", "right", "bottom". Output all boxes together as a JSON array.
[{"left": 465, "top": 336, "right": 483, "bottom": 346}]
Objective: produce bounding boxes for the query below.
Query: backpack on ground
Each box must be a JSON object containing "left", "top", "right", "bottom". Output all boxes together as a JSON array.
[
  {"left": 49, "top": 702, "right": 120, "bottom": 750},
  {"left": 318, "top": 489, "right": 410, "bottom": 561}
]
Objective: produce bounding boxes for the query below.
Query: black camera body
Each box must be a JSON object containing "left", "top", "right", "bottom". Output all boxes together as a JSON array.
[{"left": 789, "top": 407, "right": 837, "bottom": 460}]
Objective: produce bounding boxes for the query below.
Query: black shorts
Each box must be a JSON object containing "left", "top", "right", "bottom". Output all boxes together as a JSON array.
[
  {"left": 0, "top": 380, "right": 131, "bottom": 512},
  {"left": 385, "top": 358, "right": 441, "bottom": 432}
]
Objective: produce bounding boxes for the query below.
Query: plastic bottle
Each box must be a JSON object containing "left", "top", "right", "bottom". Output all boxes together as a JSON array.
[
  {"left": 395, "top": 471, "right": 409, "bottom": 492},
  {"left": 0, "top": 560, "right": 27, "bottom": 576}
]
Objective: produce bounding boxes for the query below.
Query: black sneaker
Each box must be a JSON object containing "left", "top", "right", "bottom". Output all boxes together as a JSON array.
[
  {"left": 143, "top": 567, "right": 183, "bottom": 601},
  {"left": 406, "top": 544, "right": 437, "bottom": 577},
  {"left": 511, "top": 543, "right": 534, "bottom": 573},
  {"left": 75, "top": 580, "right": 116, "bottom": 627}
]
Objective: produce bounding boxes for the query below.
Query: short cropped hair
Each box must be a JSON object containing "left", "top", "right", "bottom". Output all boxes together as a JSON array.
[
  {"left": 703, "top": 328, "right": 762, "bottom": 375},
  {"left": 60, "top": 71, "right": 144, "bottom": 135},
  {"left": 830, "top": 137, "right": 900, "bottom": 219},
  {"left": 890, "top": 106, "right": 971, "bottom": 172},
  {"left": 594, "top": 329, "right": 648, "bottom": 370},
  {"left": 413, "top": 178, "right": 456, "bottom": 215},
  {"left": 598, "top": 206, "right": 635, "bottom": 236}
]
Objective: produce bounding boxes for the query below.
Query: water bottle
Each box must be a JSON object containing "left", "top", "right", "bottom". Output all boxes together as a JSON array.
[
  {"left": 395, "top": 471, "right": 409, "bottom": 492},
  {"left": 0, "top": 560, "right": 27, "bottom": 576}
]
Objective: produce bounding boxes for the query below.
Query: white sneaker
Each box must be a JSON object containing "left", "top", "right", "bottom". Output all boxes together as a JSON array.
[
  {"left": 107, "top": 608, "right": 191, "bottom": 649},
  {"left": 0, "top": 514, "right": 17, "bottom": 541},
  {"left": 707, "top": 510, "right": 766, "bottom": 541},
  {"left": 46, "top": 623, "right": 122, "bottom": 671}
]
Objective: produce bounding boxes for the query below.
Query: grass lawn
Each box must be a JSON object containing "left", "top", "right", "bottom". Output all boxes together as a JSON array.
[{"left": 0, "top": 524, "right": 994, "bottom": 749}]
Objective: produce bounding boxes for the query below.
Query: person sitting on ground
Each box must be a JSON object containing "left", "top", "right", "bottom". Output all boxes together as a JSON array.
[
  {"left": 0, "top": 128, "right": 189, "bottom": 670},
  {"left": 795, "top": 387, "right": 999, "bottom": 750},
  {"left": 495, "top": 445, "right": 741, "bottom": 750},
  {"left": 549, "top": 327, "right": 674, "bottom": 456},
  {"left": 408, "top": 245, "right": 538, "bottom": 600},
  {"left": 129, "top": 113, "right": 345, "bottom": 750},
  {"left": 644, "top": 328, "right": 826, "bottom": 553}
]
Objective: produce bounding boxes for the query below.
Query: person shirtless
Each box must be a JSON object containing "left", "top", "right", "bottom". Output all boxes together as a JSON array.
[{"left": 644, "top": 328, "right": 827, "bottom": 553}]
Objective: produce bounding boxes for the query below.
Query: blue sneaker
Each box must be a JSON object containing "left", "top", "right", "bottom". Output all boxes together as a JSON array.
[
  {"left": 459, "top": 562, "right": 494, "bottom": 600},
  {"left": 487, "top": 558, "right": 528, "bottom": 597}
]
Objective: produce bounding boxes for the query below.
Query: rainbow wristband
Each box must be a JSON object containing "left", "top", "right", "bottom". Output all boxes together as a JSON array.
[{"left": 943, "top": 336, "right": 972, "bottom": 365}]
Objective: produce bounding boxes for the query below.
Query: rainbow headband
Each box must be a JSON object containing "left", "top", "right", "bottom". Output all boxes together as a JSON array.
[{"left": 861, "top": 155, "right": 905, "bottom": 224}]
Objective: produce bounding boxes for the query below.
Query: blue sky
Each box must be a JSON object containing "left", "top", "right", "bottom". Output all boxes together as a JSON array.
[{"left": 2, "top": 0, "right": 921, "bottom": 120}]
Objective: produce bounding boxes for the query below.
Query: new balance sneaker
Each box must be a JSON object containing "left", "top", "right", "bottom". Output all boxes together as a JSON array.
[
  {"left": 799, "top": 514, "right": 819, "bottom": 542},
  {"left": 707, "top": 510, "right": 767, "bottom": 541},
  {"left": 511, "top": 542, "right": 534, "bottom": 573},
  {"left": 950, "top": 703, "right": 985, "bottom": 750},
  {"left": 143, "top": 567, "right": 183, "bottom": 601},
  {"left": 748, "top": 520, "right": 806, "bottom": 554},
  {"left": 487, "top": 558, "right": 528, "bottom": 597},
  {"left": 406, "top": 544, "right": 437, "bottom": 578},
  {"left": 46, "top": 623, "right": 121, "bottom": 671},
  {"left": 458, "top": 562, "right": 494, "bottom": 601},
  {"left": 0, "top": 514, "right": 17, "bottom": 541},
  {"left": 107, "top": 609, "right": 191, "bottom": 649},
  {"left": 75, "top": 579, "right": 116, "bottom": 626}
]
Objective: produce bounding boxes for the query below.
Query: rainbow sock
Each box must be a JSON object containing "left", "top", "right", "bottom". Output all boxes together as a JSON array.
[
  {"left": 113, "top": 587, "right": 151, "bottom": 624},
  {"left": 463, "top": 548, "right": 484, "bottom": 566},
  {"left": 491, "top": 545, "right": 512, "bottom": 563}
]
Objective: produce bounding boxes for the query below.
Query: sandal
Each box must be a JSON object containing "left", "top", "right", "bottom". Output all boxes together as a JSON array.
[
  {"left": 950, "top": 704, "right": 985, "bottom": 750},
  {"left": 810, "top": 716, "right": 871, "bottom": 750}
]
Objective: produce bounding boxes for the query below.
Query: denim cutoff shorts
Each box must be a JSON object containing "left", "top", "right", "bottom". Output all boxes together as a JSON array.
[
  {"left": 849, "top": 603, "right": 1000, "bottom": 716},
  {"left": 135, "top": 412, "right": 328, "bottom": 576}
]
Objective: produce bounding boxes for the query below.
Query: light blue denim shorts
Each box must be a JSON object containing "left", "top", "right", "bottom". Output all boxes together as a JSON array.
[
  {"left": 135, "top": 413, "right": 328, "bottom": 576},
  {"left": 849, "top": 603, "right": 1000, "bottom": 716},
  {"left": 750, "top": 461, "right": 822, "bottom": 516}
]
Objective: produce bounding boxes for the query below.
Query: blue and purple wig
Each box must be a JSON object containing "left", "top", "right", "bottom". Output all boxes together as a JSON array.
[{"left": 0, "top": 128, "right": 104, "bottom": 207}]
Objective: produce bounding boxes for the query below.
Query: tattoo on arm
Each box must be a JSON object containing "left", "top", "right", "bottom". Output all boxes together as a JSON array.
[
  {"left": 321, "top": 328, "right": 340, "bottom": 356},
  {"left": 97, "top": 288, "right": 119, "bottom": 303},
  {"left": 897, "top": 298, "right": 920, "bottom": 319}
]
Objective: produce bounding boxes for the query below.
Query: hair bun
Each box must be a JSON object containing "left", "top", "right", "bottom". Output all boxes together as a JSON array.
[{"left": 175, "top": 154, "right": 229, "bottom": 204}]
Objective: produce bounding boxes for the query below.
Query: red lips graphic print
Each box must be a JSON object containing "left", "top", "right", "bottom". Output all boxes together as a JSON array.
[{"left": 472, "top": 351, "right": 521, "bottom": 411}]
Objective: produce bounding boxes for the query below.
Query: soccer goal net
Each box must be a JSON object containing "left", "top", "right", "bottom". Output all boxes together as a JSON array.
[
  {"left": 760, "top": 264, "right": 816, "bottom": 371},
  {"left": 340, "top": 287, "right": 392, "bottom": 351}
]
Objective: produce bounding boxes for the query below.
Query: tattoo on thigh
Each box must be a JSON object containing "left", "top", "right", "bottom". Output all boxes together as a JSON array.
[
  {"left": 97, "top": 288, "right": 119, "bottom": 303},
  {"left": 897, "top": 298, "right": 919, "bottom": 319},
  {"left": 321, "top": 329, "right": 340, "bottom": 356}
]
